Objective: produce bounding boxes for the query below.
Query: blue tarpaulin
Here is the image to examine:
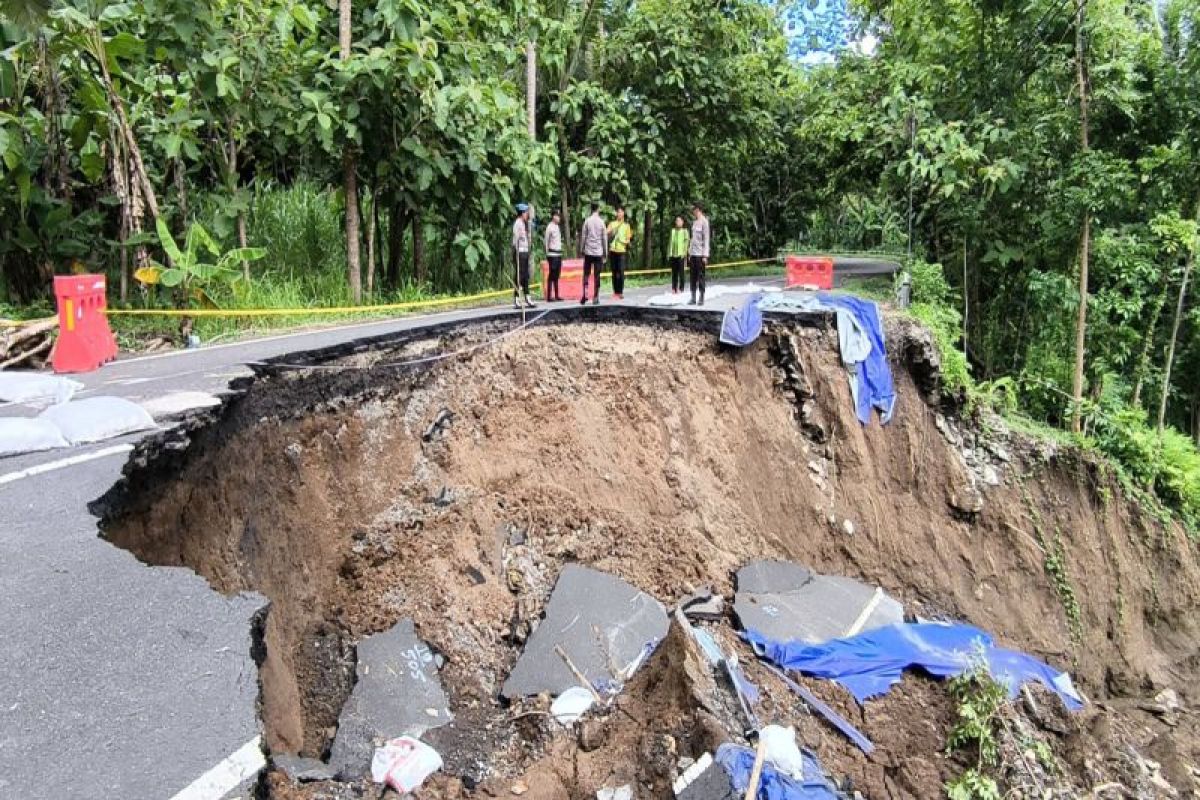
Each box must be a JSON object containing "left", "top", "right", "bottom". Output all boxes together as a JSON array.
[
  {"left": 816, "top": 293, "right": 896, "bottom": 425},
  {"left": 716, "top": 743, "right": 841, "bottom": 800},
  {"left": 755, "top": 292, "right": 895, "bottom": 425},
  {"left": 745, "top": 622, "right": 1084, "bottom": 711},
  {"left": 720, "top": 293, "right": 764, "bottom": 347}
]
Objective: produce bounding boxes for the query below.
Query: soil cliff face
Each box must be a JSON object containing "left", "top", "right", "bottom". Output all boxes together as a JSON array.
[{"left": 98, "top": 310, "right": 1200, "bottom": 797}]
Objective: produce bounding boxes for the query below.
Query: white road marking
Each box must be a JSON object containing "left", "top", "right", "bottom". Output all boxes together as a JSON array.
[
  {"left": 168, "top": 736, "right": 265, "bottom": 800},
  {"left": 0, "top": 444, "right": 134, "bottom": 486},
  {"left": 844, "top": 587, "right": 886, "bottom": 638}
]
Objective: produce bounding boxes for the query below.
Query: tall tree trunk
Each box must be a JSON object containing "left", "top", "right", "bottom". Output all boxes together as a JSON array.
[
  {"left": 1157, "top": 216, "right": 1199, "bottom": 434},
  {"left": 642, "top": 209, "right": 653, "bottom": 269},
  {"left": 412, "top": 212, "right": 425, "bottom": 285},
  {"left": 1070, "top": 0, "right": 1090, "bottom": 434},
  {"left": 387, "top": 202, "right": 406, "bottom": 288},
  {"left": 1131, "top": 284, "right": 1168, "bottom": 408},
  {"left": 94, "top": 35, "right": 160, "bottom": 222},
  {"left": 339, "top": 0, "right": 361, "bottom": 302},
  {"left": 525, "top": 41, "right": 537, "bottom": 138},
  {"left": 366, "top": 188, "right": 377, "bottom": 295}
]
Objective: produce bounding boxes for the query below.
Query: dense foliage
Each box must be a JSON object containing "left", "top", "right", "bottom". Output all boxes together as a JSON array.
[{"left": 1, "top": 0, "right": 1199, "bottom": 518}]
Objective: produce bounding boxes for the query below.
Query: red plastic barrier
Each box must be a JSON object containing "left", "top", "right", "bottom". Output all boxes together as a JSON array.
[
  {"left": 785, "top": 256, "right": 834, "bottom": 290},
  {"left": 541, "top": 257, "right": 585, "bottom": 301},
  {"left": 53, "top": 274, "right": 118, "bottom": 374}
]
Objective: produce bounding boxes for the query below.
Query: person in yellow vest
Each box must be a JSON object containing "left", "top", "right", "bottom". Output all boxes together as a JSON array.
[
  {"left": 606, "top": 206, "right": 633, "bottom": 300},
  {"left": 668, "top": 215, "right": 689, "bottom": 294}
]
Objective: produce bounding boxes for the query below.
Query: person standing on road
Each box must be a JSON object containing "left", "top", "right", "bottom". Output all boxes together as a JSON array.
[
  {"left": 606, "top": 205, "right": 633, "bottom": 300},
  {"left": 578, "top": 202, "right": 607, "bottom": 305},
  {"left": 668, "top": 215, "right": 689, "bottom": 294},
  {"left": 512, "top": 203, "right": 536, "bottom": 309},
  {"left": 544, "top": 209, "right": 563, "bottom": 302},
  {"left": 688, "top": 202, "right": 710, "bottom": 306}
]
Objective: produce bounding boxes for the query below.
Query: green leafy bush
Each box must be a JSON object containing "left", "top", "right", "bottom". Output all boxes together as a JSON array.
[{"left": 905, "top": 261, "right": 975, "bottom": 399}]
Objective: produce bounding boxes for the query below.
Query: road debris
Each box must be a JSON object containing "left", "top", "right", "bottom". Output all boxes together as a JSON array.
[
  {"left": 501, "top": 564, "right": 668, "bottom": 699},
  {"left": 329, "top": 619, "right": 452, "bottom": 777},
  {"left": 733, "top": 560, "right": 903, "bottom": 645},
  {"left": 551, "top": 685, "right": 597, "bottom": 724}
]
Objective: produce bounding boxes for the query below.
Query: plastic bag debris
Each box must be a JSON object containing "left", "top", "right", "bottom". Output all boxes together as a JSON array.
[
  {"left": 370, "top": 736, "right": 442, "bottom": 792},
  {"left": 38, "top": 396, "right": 155, "bottom": 445},
  {"left": 0, "top": 417, "right": 70, "bottom": 456},
  {"left": 596, "top": 785, "right": 633, "bottom": 800},
  {"left": 551, "top": 685, "right": 597, "bottom": 724},
  {"left": 759, "top": 725, "right": 805, "bottom": 781},
  {"left": 0, "top": 372, "right": 83, "bottom": 407}
]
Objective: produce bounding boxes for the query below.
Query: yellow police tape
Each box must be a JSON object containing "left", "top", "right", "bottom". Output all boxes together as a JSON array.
[{"left": 100, "top": 257, "right": 779, "bottom": 318}]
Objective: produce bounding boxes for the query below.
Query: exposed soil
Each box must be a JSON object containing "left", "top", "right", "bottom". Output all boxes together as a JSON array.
[{"left": 96, "top": 307, "right": 1200, "bottom": 798}]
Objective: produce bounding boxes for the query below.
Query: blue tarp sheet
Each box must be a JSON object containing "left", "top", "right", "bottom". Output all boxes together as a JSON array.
[
  {"left": 745, "top": 622, "right": 1084, "bottom": 711},
  {"left": 716, "top": 743, "right": 841, "bottom": 800},
  {"left": 755, "top": 292, "right": 895, "bottom": 425},
  {"left": 816, "top": 293, "right": 896, "bottom": 425},
  {"left": 720, "top": 293, "right": 764, "bottom": 347}
]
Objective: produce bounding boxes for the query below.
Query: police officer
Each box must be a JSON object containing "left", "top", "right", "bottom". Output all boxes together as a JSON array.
[{"left": 512, "top": 203, "right": 536, "bottom": 309}]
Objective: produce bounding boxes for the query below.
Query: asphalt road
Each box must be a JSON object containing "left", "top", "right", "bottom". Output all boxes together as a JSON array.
[{"left": 0, "top": 266, "right": 891, "bottom": 799}]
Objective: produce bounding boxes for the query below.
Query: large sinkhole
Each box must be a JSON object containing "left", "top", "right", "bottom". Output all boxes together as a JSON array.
[{"left": 93, "top": 309, "right": 1200, "bottom": 796}]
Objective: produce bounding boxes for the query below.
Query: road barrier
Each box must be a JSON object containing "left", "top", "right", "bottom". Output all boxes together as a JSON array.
[
  {"left": 784, "top": 256, "right": 834, "bottom": 290},
  {"left": 52, "top": 274, "right": 118, "bottom": 373}
]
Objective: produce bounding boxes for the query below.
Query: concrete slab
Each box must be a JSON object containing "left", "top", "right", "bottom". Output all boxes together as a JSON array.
[
  {"left": 329, "top": 619, "right": 452, "bottom": 778},
  {"left": 733, "top": 559, "right": 902, "bottom": 644},
  {"left": 501, "top": 564, "right": 669, "bottom": 699}
]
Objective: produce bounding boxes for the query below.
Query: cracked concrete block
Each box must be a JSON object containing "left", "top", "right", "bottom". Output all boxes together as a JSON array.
[
  {"left": 733, "top": 560, "right": 903, "bottom": 645},
  {"left": 329, "top": 619, "right": 452, "bottom": 778},
  {"left": 501, "top": 564, "right": 669, "bottom": 699}
]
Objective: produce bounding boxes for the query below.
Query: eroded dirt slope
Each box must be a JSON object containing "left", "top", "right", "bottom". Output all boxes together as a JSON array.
[{"left": 99, "top": 312, "right": 1200, "bottom": 798}]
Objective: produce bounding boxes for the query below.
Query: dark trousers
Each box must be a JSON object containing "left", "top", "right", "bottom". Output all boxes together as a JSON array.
[
  {"left": 689, "top": 256, "right": 706, "bottom": 298},
  {"left": 514, "top": 251, "right": 530, "bottom": 297},
  {"left": 583, "top": 254, "right": 604, "bottom": 298},
  {"left": 609, "top": 252, "right": 627, "bottom": 295},
  {"left": 669, "top": 257, "right": 685, "bottom": 291},
  {"left": 547, "top": 255, "right": 562, "bottom": 299}
]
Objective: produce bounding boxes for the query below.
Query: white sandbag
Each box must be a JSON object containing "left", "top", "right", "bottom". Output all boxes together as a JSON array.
[
  {"left": 0, "top": 371, "right": 84, "bottom": 407},
  {"left": 39, "top": 396, "right": 156, "bottom": 445},
  {"left": 0, "top": 417, "right": 70, "bottom": 456}
]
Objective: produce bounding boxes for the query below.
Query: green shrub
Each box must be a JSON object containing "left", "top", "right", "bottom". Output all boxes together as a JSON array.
[{"left": 905, "top": 261, "right": 975, "bottom": 399}]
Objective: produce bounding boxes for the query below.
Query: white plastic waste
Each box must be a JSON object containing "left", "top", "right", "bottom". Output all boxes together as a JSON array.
[
  {"left": 759, "top": 724, "right": 805, "bottom": 780},
  {"left": 370, "top": 736, "right": 442, "bottom": 792},
  {"left": 551, "top": 685, "right": 597, "bottom": 725},
  {"left": 596, "top": 785, "right": 633, "bottom": 800},
  {"left": 0, "top": 418, "right": 69, "bottom": 456},
  {"left": 0, "top": 372, "right": 83, "bottom": 407},
  {"left": 39, "top": 396, "right": 155, "bottom": 445}
]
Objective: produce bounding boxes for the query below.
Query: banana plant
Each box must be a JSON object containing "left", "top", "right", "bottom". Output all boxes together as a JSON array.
[{"left": 135, "top": 218, "right": 265, "bottom": 305}]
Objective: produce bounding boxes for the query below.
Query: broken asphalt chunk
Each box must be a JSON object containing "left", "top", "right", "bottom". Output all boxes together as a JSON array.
[
  {"left": 733, "top": 560, "right": 903, "bottom": 645},
  {"left": 329, "top": 619, "right": 452, "bottom": 778},
  {"left": 501, "top": 564, "right": 669, "bottom": 699},
  {"left": 273, "top": 754, "right": 336, "bottom": 783}
]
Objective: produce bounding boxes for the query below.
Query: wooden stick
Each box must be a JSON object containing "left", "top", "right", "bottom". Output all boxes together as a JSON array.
[
  {"left": 743, "top": 735, "right": 768, "bottom": 800},
  {"left": 554, "top": 644, "right": 604, "bottom": 704}
]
